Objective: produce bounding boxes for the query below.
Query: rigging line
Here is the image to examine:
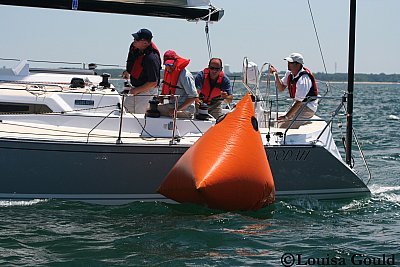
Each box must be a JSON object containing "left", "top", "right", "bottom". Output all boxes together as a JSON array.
[
  {"left": 205, "top": 5, "right": 213, "bottom": 59},
  {"left": 205, "top": 22, "right": 212, "bottom": 59},
  {"left": 307, "top": 0, "right": 331, "bottom": 96}
]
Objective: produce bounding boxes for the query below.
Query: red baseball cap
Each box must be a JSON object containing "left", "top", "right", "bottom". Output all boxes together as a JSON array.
[{"left": 163, "top": 50, "right": 178, "bottom": 65}]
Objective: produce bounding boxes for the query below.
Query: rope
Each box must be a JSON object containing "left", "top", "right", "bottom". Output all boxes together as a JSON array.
[
  {"left": 307, "top": 0, "right": 331, "bottom": 96},
  {"left": 204, "top": 4, "right": 215, "bottom": 59}
]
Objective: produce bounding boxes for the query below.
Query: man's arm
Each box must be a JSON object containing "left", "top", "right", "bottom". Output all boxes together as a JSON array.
[
  {"left": 122, "top": 43, "right": 135, "bottom": 79},
  {"left": 222, "top": 75, "right": 233, "bottom": 103},
  {"left": 194, "top": 72, "right": 204, "bottom": 91},
  {"left": 269, "top": 65, "right": 286, "bottom": 92},
  {"left": 221, "top": 92, "right": 233, "bottom": 103},
  {"left": 177, "top": 70, "right": 198, "bottom": 111},
  {"left": 177, "top": 97, "right": 196, "bottom": 111},
  {"left": 130, "top": 81, "right": 158, "bottom": 95}
]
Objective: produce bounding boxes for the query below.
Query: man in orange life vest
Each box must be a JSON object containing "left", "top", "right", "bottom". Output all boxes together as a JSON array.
[
  {"left": 269, "top": 52, "right": 319, "bottom": 128},
  {"left": 195, "top": 58, "right": 233, "bottom": 119},
  {"left": 122, "top": 28, "right": 161, "bottom": 114},
  {"left": 157, "top": 50, "right": 198, "bottom": 118}
]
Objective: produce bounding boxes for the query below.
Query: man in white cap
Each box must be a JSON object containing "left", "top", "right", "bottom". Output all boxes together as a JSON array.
[{"left": 269, "top": 52, "right": 319, "bottom": 128}]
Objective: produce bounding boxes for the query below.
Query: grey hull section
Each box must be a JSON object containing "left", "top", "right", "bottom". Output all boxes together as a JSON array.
[
  {"left": 266, "top": 146, "right": 370, "bottom": 199},
  {"left": 0, "top": 139, "right": 370, "bottom": 204}
]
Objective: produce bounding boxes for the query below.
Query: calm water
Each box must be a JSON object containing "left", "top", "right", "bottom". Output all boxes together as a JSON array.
[{"left": 1, "top": 83, "right": 399, "bottom": 266}]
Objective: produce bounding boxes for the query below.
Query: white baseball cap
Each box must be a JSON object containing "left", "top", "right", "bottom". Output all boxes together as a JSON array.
[{"left": 284, "top": 53, "right": 304, "bottom": 64}]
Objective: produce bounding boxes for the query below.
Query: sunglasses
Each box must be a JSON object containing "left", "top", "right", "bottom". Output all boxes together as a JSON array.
[
  {"left": 165, "top": 63, "right": 174, "bottom": 67},
  {"left": 208, "top": 66, "right": 222, "bottom": 71}
]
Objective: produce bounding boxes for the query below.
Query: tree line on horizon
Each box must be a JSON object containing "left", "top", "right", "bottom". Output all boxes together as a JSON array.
[{"left": 311, "top": 72, "right": 400, "bottom": 83}]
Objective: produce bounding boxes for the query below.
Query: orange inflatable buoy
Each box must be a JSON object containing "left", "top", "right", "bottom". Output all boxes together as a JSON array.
[{"left": 157, "top": 93, "right": 275, "bottom": 211}]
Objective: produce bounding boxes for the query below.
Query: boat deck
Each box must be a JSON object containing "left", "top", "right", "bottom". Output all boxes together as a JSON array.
[
  {"left": 0, "top": 119, "right": 200, "bottom": 146},
  {"left": 0, "top": 112, "right": 332, "bottom": 148}
]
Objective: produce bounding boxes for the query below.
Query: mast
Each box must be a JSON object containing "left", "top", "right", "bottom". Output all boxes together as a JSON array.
[{"left": 346, "top": 0, "right": 356, "bottom": 166}]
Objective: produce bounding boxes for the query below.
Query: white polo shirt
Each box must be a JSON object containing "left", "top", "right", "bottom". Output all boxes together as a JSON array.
[{"left": 281, "top": 69, "right": 318, "bottom": 112}]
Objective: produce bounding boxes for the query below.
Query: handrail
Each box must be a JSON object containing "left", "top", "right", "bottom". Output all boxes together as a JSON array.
[
  {"left": 170, "top": 95, "right": 179, "bottom": 145},
  {"left": 241, "top": 57, "right": 256, "bottom": 95},
  {"left": 116, "top": 94, "right": 125, "bottom": 144}
]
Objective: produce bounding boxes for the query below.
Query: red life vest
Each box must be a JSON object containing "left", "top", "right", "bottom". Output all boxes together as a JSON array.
[
  {"left": 161, "top": 57, "right": 190, "bottom": 95},
  {"left": 287, "top": 67, "right": 318, "bottom": 102},
  {"left": 200, "top": 68, "right": 225, "bottom": 104},
  {"left": 130, "top": 42, "right": 160, "bottom": 80}
]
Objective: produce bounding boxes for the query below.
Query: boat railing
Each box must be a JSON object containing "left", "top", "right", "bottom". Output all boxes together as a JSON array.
[
  {"left": 249, "top": 93, "right": 343, "bottom": 142},
  {"left": 117, "top": 93, "right": 191, "bottom": 144},
  {"left": 0, "top": 57, "right": 124, "bottom": 71},
  {"left": 172, "top": 95, "right": 181, "bottom": 144},
  {"left": 116, "top": 94, "right": 126, "bottom": 144}
]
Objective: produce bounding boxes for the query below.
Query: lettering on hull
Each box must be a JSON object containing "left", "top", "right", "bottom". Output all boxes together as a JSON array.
[{"left": 266, "top": 149, "right": 311, "bottom": 161}]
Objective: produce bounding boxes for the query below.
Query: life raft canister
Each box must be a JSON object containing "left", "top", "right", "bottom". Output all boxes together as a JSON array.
[
  {"left": 199, "top": 68, "right": 225, "bottom": 104},
  {"left": 161, "top": 57, "right": 190, "bottom": 95},
  {"left": 157, "top": 93, "right": 275, "bottom": 211},
  {"left": 288, "top": 67, "right": 318, "bottom": 101}
]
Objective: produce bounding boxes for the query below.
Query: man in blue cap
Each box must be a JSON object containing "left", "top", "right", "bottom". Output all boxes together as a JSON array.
[{"left": 122, "top": 28, "right": 161, "bottom": 113}]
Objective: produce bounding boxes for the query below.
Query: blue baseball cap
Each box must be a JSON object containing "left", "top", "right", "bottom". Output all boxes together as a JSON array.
[{"left": 132, "top": 28, "right": 153, "bottom": 41}]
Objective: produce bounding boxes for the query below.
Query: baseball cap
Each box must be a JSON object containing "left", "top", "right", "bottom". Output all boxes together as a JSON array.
[
  {"left": 284, "top": 53, "right": 304, "bottom": 64},
  {"left": 163, "top": 50, "right": 178, "bottom": 65},
  {"left": 132, "top": 28, "right": 153, "bottom": 41}
]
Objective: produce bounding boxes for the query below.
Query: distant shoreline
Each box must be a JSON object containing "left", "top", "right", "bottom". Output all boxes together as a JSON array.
[
  {"left": 319, "top": 81, "right": 400, "bottom": 85},
  {"left": 96, "top": 68, "right": 400, "bottom": 84}
]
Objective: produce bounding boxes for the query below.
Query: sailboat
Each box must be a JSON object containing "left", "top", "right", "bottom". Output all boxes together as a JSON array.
[{"left": 0, "top": 0, "right": 370, "bottom": 204}]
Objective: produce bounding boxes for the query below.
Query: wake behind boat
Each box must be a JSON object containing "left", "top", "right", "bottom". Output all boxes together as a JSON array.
[{"left": 0, "top": 0, "right": 370, "bottom": 205}]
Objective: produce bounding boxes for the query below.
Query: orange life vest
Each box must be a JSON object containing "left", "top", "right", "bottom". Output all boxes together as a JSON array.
[
  {"left": 161, "top": 57, "right": 190, "bottom": 95},
  {"left": 287, "top": 67, "right": 318, "bottom": 101},
  {"left": 199, "top": 68, "right": 225, "bottom": 104},
  {"left": 130, "top": 42, "right": 160, "bottom": 80}
]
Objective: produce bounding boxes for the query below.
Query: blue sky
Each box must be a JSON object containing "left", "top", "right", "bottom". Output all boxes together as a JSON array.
[{"left": 0, "top": 0, "right": 398, "bottom": 74}]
